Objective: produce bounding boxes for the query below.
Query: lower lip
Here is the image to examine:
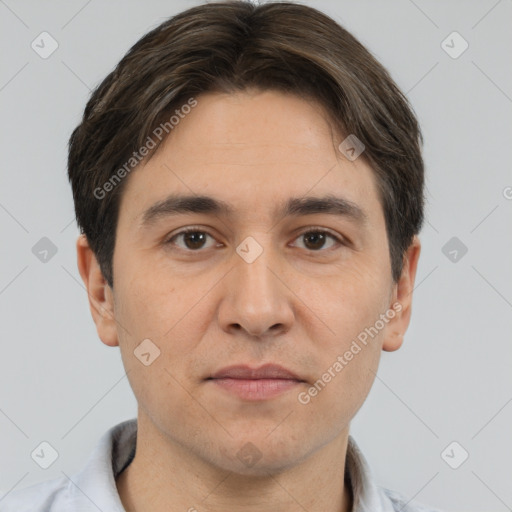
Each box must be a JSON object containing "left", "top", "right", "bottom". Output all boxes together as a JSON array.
[{"left": 209, "top": 378, "right": 302, "bottom": 400}]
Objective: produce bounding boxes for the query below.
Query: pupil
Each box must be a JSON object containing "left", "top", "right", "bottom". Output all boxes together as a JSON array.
[
  {"left": 305, "top": 232, "right": 324, "bottom": 250},
  {"left": 186, "top": 232, "right": 205, "bottom": 249}
]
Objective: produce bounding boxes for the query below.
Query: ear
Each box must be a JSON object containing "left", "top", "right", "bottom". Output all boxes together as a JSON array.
[
  {"left": 76, "top": 234, "right": 119, "bottom": 347},
  {"left": 382, "top": 235, "right": 421, "bottom": 352}
]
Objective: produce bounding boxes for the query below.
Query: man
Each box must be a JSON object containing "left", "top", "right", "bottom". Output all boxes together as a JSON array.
[{"left": 1, "top": 1, "right": 441, "bottom": 510}]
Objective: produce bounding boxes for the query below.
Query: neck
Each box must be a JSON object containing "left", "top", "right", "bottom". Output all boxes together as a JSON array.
[{"left": 116, "top": 413, "right": 353, "bottom": 512}]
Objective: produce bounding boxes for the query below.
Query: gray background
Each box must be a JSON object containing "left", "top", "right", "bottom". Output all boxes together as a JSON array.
[{"left": 1, "top": 1, "right": 511, "bottom": 511}]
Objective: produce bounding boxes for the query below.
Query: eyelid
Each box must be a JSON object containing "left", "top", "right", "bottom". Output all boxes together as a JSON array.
[{"left": 294, "top": 225, "right": 346, "bottom": 243}]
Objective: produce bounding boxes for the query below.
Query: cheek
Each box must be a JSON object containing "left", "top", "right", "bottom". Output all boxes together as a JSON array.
[
  {"left": 112, "top": 259, "right": 215, "bottom": 387},
  {"left": 298, "top": 316, "right": 383, "bottom": 430},
  {"left": 113, "top": 249, "right": 181, "bottom": 340},
  {"left": 112, "top": 270, "right": 203, "bottom": 422},
  {"left": 306, "top": 258, "right": 392, "bottom": 340},
  {"left": 297, "top": 262, "right": 390, "bottom": 411}
]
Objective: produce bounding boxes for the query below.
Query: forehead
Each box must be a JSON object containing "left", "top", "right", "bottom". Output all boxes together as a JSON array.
[
  {"left": 117, "top": 90, "right": 383, "bottom": 228},
  {"left": 171, "top": 90, "right": 339, "bottom": 154}
]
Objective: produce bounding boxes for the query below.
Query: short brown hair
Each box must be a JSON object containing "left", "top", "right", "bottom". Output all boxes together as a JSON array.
[{"left": 68, "top": 0, "right": 424, "bottom": 288}]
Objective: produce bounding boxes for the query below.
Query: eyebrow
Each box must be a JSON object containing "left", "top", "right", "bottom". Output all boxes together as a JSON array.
[{"left": 139, "top": 193, "right": 368, "bottom": 228}]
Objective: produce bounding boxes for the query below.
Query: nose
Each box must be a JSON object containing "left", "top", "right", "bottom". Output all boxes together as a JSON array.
[{"left": 217, "top": 240, "right": 294, "bottom": 339}]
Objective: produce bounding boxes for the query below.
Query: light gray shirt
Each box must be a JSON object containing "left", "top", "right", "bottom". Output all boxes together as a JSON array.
[{"left": 0, "top": 418, "right": 441, "bottom": 511}]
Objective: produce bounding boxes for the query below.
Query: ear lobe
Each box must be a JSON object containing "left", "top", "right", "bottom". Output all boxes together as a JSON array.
[
  {"left": 383, "top": 331, "right": 404, "bottom": 352},
  {"left": 382, "top": 236, "right": 421, "bottom": 352},
  {"left": 76, "top": 234, "right": 119, "bottom": 347}
]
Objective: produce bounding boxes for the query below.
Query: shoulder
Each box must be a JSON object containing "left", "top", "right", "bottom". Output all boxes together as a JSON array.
[
  {"left": 381, "top": 487, "right": 444, "bottom": 512},
  {"left": 0, "top": 418, "right": 137, "bottom": 512},
  {"left": 0, "top": 475, "right": 71, "bottom": 511}
]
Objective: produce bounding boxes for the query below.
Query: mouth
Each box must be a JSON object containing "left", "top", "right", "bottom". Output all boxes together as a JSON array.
[
  {"left": 208, "top": 363, "right": 305, "bottom": 381},
  {"left": 206, "top": 364, "right": 306, "bottom": 401}
]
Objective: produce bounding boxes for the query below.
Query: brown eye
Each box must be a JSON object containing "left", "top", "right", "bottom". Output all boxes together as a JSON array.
[
  {"left": 167, "top": 229, "right": 217, "bottom": 251},
  {"left": 293, "top": 229, "right": 342, "bottom": 251},
  {"left": 181, "top": 231, "right": 208, "bottom": 250}
]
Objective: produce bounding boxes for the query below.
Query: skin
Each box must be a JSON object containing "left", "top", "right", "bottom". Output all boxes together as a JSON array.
[{"left": 77, "top": 89, "right": 420, "bottom": 512}]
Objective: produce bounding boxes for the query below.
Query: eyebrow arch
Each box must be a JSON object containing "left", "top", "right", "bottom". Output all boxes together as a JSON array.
[{"left": 139, "top": 193, "right": 368, "bottom": 228}]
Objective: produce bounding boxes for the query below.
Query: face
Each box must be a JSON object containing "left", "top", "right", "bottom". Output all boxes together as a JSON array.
[{"left": 78, "top": 89, "right": 420, "bottom": 475}]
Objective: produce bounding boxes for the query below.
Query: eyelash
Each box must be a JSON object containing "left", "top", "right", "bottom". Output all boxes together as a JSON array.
[{"left": 164, "top": 226, "right": 346, "bottom": 253}]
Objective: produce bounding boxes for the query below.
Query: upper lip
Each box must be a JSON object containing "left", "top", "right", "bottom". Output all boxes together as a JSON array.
[{"left": 209, "top": 364, "right": 304, "bottom": 381}]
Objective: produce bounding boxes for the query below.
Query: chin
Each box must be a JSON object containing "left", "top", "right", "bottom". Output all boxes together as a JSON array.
[{"left": 210, "top": 435, "right": 312, "bottom": 477}]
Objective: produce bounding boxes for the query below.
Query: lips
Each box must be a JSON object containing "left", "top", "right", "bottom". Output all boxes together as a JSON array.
[
  {"left": 207, "top": 364, "right": 305, "bottom": 401},
  {"left": 208, "top": 363, "right": 304, "bottom": 382}
]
